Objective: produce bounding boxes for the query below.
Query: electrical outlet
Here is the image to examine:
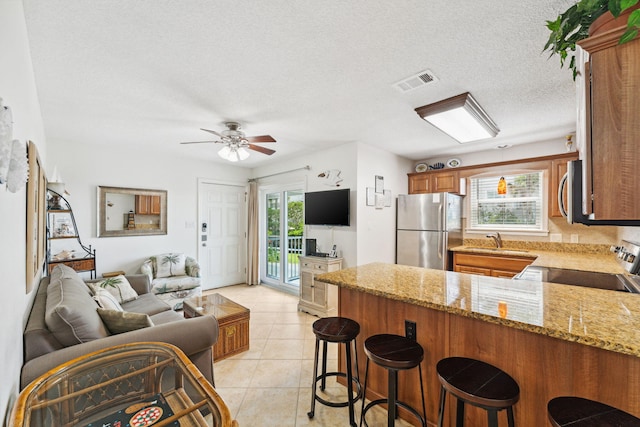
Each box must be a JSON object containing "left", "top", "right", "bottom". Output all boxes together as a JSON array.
[
  {"left": 550, "top": 233, "right": 562, "bottom": 242},
  {"left": 571, "top": 234, "right": 579, "bottom": 243},
  {"left": 405, "top": 320, "right": 417, "bottom": 341}
]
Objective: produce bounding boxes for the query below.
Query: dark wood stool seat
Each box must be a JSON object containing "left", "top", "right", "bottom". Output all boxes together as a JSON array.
[
  {"left": 548, "top": 396, "right": 640, "bottom": 426},
  {"left": 360, "top": 334, "right": 426, "bottom": 427},
  {"left": 436, "top": 357, "right": 519, "bottom": 427},
  {"left": 308, "top": 317, "right": 362, "bottom": 427}
]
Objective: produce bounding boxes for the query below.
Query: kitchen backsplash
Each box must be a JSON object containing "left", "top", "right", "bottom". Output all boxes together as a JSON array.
[{"left": 461, "top": 238, "right": 612, "bottom": 255}]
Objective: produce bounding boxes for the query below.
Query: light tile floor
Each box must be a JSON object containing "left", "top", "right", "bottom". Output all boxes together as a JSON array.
[{"left": 208, "top": 284, "right": 414, "bottom": 427}]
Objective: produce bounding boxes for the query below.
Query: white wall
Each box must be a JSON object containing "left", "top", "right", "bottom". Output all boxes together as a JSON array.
[
  {"left": 355, "top": 143, "right": 412, "bottom": 264},
  {"left": 47, "top": 140, "right": 251, "bottom": 276},
  {"left": 251, "top": 142, "right": 413, "bottom": 268},
  {"left": 252, "top": 143, "right": 359, "bottom": 268},
  {"left": 0, "top": 1, "right": 48, "bottom": 422}
]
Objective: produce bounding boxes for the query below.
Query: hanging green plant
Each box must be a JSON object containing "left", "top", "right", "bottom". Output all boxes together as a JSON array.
[{"left": 544, "top": 0, "right": 640, "bottom": 80}]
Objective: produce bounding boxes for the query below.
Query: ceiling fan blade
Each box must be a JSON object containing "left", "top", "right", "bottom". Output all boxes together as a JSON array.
[
  {"left": 248, "top": 144, "right": 276, "bottom": 155},
  {"left": 200, "top": 128, "right": 225, "bottom": 138},
  {"left": 245, "top": 135, "right": 276, "bottom": 143},
  {"left": 180, "top": 140, "right": 220, "bottom": 145}
]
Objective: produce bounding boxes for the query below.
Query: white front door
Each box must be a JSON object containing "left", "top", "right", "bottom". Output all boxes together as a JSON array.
[{"left": 198, "top": 182, "right": 246, "bottom": 289}]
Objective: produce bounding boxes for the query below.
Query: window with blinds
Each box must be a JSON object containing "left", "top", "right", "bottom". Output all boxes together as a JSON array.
[{"left": 469, "top": 171, "right": 545, "bottom": 231}]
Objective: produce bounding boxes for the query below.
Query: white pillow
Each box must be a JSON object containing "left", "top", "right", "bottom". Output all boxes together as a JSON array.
[
  {"left": 94, "top": 288, "right": 123, "bottom": 311},
  {"left": 89, "top": 275, "right": 138, "bottom": 303},
  {"left": 155, "top": 253, "right": 186, "bottom": 278}
]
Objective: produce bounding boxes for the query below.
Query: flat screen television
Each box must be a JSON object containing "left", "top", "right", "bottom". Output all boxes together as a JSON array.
[{"left": 304, "top": 189, "right": 350, "bottom": 226}]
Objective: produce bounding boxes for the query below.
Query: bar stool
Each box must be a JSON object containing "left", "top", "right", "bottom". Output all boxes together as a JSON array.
[
  {"left": 548, "top": 396, "right": 640, "bottom": 426},
  {"left": 308, "top": 317, "right": 362, "bottom": 427},
  {"left": 360, "top": 334, "right": 426, "bottom": 427},
  {"left": 436, "top": 357, "right": 519, "bottom": 427}
]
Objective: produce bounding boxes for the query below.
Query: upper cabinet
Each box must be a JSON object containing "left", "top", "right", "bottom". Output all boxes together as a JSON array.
[
  {"left": 408, "top": 170, "right": 465, "bottom": 195},
  {"left": 135, "top": 195, "right": 161, "bottom": 215},
  {"left": 577, "top": 10, "right": 640, "bottom": 220}
]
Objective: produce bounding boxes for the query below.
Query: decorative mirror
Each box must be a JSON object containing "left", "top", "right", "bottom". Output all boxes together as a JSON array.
[{"left": 97, "top": 186, "right": 167, "bottom": 237}]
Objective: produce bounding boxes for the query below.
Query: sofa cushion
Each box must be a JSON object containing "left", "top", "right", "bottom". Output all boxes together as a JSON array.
[
  {"left": 94, "top": 289, "right": 123, "bottom": 311},
  {"left": 88, "top": 275, "right": 138, "bottom": 303},
  {"left": 154, "top": 253, "right": 187, "bottom": 278},
  {"left": 122, "top": 293, "right": 172, "bottom": 316},
  {"left": 45, "top": 265, "right": 110, "bottom": 346},
  {"left": 97, "top": 309, "right": 154, "bottom": 334},
  {"left": 149, "top": 309, "right": 186, "bottom": 325}
]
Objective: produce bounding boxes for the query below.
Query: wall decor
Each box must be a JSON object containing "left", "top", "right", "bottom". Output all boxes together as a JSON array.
[
  {"left": 26, "top": 141, "right": 47, "bottom": 293},
  {"left": 317, "top": 169, "right": 343, "bottom": 187},
  {"left": 98, "top": 186, "right": 167, "bottom": 237},
  {"left": 375, "top": 175, "right": 384, "bottom": 193},
  {"left": 0, "top": 98, "right": 29, "bottom": 192},
  {"left": 366, "top": 187, "right": 375, "bottom": 206},
  {"left": 384, "top": 189, "right": 392, "bottom": 207}
]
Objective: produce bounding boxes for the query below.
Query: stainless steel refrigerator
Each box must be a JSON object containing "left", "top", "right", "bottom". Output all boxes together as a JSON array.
[{"left": 396, "top": 193, "right": 462, "bottom": 269}]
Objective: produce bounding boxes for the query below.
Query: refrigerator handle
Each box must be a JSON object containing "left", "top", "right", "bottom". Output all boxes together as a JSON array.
[{"left": 437, "top": 203, "right": 444, "bottom": 260}]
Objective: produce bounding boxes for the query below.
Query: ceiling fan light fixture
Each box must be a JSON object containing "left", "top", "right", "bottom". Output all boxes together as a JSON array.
[
  {"left": 415, "top": 92, "right": 499, "bottom": 143},
  {"left": 218, "top": 145, "right": 232, "bottom": 160},
  {"left": 237, "top": 146, "right": 250, "bottom": 160}
]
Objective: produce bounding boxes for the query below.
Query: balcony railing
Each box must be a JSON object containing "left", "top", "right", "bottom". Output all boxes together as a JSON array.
[{"left": 266, "top": 235, "right": 303, "bottom": 283}]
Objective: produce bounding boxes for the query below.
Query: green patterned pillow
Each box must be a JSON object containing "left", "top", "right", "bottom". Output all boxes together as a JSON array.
[
  {"left": 89, "top": 275, "right": 138, "bottom": 303},
  {"left": 155, "top": 253, "right": 186, "bottom": 278}
]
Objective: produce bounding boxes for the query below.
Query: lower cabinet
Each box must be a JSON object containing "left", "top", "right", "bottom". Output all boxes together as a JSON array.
[
  {"left": 453, "top": 252, "right": 535, "bottom": 278},
  {"left": 298, "top": 256, "right": 343, "bottom": 317}
]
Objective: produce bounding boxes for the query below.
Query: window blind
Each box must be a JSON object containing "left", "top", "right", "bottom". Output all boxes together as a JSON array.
[{"left": 469, "top": 171, "right": 544, "bottom": 231}]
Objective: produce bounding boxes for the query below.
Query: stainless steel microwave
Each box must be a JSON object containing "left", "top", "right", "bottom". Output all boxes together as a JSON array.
[{"left": 559, "top": 159, "right": 640, "bottom": 226}]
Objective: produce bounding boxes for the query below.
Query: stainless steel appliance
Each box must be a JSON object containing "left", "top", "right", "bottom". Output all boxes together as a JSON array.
[
  {"left": 514, "top": 239, "right": 640, "bottom": 293},
  {"left": 396, "top": 193, "right": 462, "bottom": 269},
  {"left": 559, "top": 160, "right": 640, "bottom": 225}
]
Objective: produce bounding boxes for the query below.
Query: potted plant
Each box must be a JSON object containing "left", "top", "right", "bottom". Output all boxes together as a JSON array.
[{"left": 544, "top": 0, "right": 640, "bottom": 79}]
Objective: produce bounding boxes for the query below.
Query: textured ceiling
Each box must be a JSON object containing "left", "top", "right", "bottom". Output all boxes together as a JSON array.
[{"left": 22, "top": 0, "right": 577, "bottom": 167}]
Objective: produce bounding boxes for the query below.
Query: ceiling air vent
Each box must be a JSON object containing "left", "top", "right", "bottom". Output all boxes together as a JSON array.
[{"left": 393, "top": 69, "right": 438, "bottom": 93}]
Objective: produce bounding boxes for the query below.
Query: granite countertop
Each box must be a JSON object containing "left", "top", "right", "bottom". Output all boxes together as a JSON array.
[
  {"left": 451, "top": 240, "right": 627, "bottom": 274},
  {"left": 317, "top": 262, "right": 640, "bottom": 357}
]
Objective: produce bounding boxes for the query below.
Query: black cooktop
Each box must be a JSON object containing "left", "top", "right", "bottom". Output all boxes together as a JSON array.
[{"left": 515, "top": 265, "right": 640, "bottom": 293}]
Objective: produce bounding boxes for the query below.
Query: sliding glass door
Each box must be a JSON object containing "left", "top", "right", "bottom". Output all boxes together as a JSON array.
[{"left": 261, "top": 185, "right": 304, "bottom": 292}]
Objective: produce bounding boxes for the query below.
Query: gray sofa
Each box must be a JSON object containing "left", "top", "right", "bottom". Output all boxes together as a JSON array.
[{"left": 21, "top": 265, "right": 219, "bottom": 389}]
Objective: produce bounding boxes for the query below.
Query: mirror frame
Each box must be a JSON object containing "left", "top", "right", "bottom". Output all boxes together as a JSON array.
[{"left": 97, "top": 186, "right": 167, "bottom": 237}]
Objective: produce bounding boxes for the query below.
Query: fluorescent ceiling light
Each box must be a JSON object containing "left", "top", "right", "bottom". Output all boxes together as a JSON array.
[{"left": 415, "top": 92, "right": 499, "bottom": 143}]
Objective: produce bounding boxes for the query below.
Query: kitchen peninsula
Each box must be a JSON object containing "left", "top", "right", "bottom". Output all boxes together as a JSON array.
[{"left": 317, "top": 262, "right": 640, "bottom": 426}]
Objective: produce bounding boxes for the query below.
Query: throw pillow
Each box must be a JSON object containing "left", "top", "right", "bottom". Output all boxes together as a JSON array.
[
  {"left": 45, "top": 266, "right": 110, "bottom": 346},
  {"left": 97, "top": 309, "right": 154, "bottom": 334},
  {"left": 155, "top": 253, "right": 187, "bottom": 278},
  {"left": 94, "top": 288, "right": 123, "bottom": 311},
  {"left": 89, "top": 275, "right": 138, "bottom": 303}
]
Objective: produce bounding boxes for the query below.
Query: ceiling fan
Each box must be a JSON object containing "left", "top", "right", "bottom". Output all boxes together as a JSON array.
[{"left": 180, "top": 122, "right": 276, "bottom": 162}]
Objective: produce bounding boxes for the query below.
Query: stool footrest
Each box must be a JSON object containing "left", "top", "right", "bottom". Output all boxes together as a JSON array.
[
  {"left": 312, "top": 372, "right": 362, "bottom": 408},
  {"left": 361, "top": 398, "right": 426, "bottom": 427}
]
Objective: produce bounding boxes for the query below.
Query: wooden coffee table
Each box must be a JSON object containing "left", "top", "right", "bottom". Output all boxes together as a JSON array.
[{"left": 183, "top": 293, "right": 250, "bottom": 361}]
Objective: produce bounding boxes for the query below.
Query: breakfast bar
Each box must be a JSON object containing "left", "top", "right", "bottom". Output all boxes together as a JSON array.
[{"left": 317, "top": 262, "right": 640, "bottom": 426}]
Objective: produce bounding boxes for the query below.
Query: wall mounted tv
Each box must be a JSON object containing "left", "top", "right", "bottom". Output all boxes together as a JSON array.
[{"left": 304, "top": 189, "right": 350, "bottom": 226}]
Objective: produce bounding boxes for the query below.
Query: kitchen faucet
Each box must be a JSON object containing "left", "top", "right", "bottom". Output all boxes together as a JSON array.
[{"left": 486, "top": 232, "right": 502, "bottom": 249}]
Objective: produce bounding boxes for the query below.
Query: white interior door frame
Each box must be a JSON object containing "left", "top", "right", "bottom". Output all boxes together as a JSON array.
[{"left": 197, "top": 178, "right": 248, "bottom": 289}]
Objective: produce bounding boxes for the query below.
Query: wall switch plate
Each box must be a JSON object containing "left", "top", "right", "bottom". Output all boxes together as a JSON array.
[
  {"left": 405, "top": 320, "right": 417, "bottom": 341},
  {"left": 550, "top": 233, "right": 562, "bottom": 242}
]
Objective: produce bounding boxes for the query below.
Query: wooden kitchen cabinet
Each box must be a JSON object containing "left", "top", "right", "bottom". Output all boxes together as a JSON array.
[
  {"left": 453, "top": 252, "right": 535, "bottom": 278},
  {"left": 549, "top": 152, "right": 579, "bottom": 217},
  {"left": 135, "top": 195, "right": 161, "bottom": 215},
  {"left": 408, "top": 170, "right": 464, "bottom": 195},
  {"left": 576, "top": 12, "right": 640, "bottom": 220},
  {"left": 298, "top": 256, "right": 342, "bottom": 317}
]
